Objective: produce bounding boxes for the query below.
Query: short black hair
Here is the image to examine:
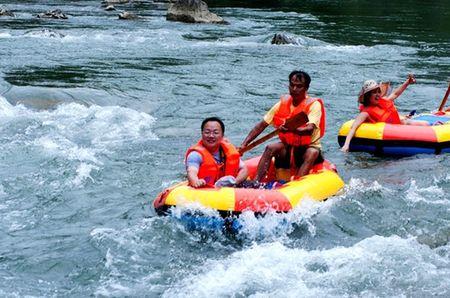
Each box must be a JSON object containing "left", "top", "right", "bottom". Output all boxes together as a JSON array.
[
  {"left": 201, "top": 117, "right": 225, "bottom": 134},
  {"left": 289, "top": 70, "right": 311, "bottom": 89}
]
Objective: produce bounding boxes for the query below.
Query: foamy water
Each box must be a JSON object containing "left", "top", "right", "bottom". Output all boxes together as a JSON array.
[
  {"left": 0, "top": 96, "right": 156, "bottom": 187},
  {"left": 163, "top": 236, "right": 450, "bottom": 297},
  {"left": 0, "top": 0, "right": 449, "bottom": 296}
]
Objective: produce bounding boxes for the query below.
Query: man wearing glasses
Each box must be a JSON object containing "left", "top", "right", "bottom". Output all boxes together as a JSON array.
[{"left": 186, "top": 117, "right": 248, "bottom": 188}]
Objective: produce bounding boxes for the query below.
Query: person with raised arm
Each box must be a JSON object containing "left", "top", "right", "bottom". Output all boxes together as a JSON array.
[{"left": 341, "top": 74, "right": 430, "bottom": 153}]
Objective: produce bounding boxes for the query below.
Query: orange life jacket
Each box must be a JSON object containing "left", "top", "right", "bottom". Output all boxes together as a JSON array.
[
  {"left": 359, "top": 98, "right": 401, "bottom": 124},
  {"left": 185, "top": 140, "right": 240, "bottom": 186},
  {"left": 273, "top": 94, "right": 326, "bottom": 146}
]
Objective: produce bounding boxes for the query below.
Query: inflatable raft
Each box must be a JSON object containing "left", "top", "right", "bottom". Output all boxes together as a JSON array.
[
  {"left": 338, "top": 113, "right": 450, "bottom": 155},
  {"left": 153, "top": 156, "right": 344, "bottom": 224}
]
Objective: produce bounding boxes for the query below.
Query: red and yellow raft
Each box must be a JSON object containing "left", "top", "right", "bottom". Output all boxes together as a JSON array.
[
  {"left": 338, "top": 113, "right": 450, "bottom": 156},
  {"left": 153, "top": 156, "right": 344, "bottom": 216}
]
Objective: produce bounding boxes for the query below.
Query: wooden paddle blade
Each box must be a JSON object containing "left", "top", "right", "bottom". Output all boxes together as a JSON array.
[
  {"left": 284, "top": 111, "right": 309, "bottom": 131},
  {"left": 238, "top": 130, "right": 279, "bottom": 155},
  {"left": 239, "top": 112, "right": 309, "bottom": 155}
]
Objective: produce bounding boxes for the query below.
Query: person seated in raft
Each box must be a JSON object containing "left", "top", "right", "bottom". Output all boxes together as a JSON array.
[
  {"left": 186, "top": 117, "right": 248, "bottom": 188},
  {"left": 341, "top": 74, "right": 430, "bottom": 153},
  {"left": 240, "top": 70, "right": 326, "bottom": 182}
]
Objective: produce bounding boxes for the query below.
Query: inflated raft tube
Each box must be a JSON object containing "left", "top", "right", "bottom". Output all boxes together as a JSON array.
[
  {"left": 338, "top": 114, "right": 450, "bottom": 156},
  {"left": 153, "top": 156, "right": 344, "bottom": 217}
]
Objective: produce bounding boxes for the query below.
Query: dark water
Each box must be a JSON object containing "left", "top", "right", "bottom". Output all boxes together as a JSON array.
[{"left": 0, "top": 0, "right": 449, "bottom": 296}]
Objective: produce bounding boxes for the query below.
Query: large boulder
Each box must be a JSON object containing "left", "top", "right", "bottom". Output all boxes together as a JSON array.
[
  {"left": 167, "top": 0, "right": 227, "bottom": 24},
  {"left": 37, "top": 9, "right": 68, "bottom": 19},
  {"left": 0, "top": 8, "right": 15, "bottom": 17},
  {"left": 271, "top": 33, "right": 299, "bottom": 45}
]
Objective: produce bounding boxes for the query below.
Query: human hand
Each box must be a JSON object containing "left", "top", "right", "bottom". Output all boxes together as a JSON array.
[
  {"left": 340, "top": 145, "right": 349, "bottom": 153},
  {"left": 215, "top": 175, "right": 236, "bottom": 187},
  {"left": 279, "top": 124, "right": 288, "bottom": 132},
  {"left": 407, "top": 73, "right": 416, "bottom": 84},
  {"left": 237, "top": 144, "right": 247, "bottom": 155},
  {"left": 191, "top": 178, "right": 206, "bottom": 188}
]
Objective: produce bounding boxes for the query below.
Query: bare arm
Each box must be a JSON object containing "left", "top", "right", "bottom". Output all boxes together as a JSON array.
[
  {"left": 187, "top": 166, "right": 206, "bottom": 188},
  {"left": 240, "top": 120, "right": 269, "bottom": 147},
  {"left": 290, "top": 101, "right": 320, "bottom": 136},
  {"left": 386, "top": 74, "right": 416, "bottom": 101},
  {"left": 341, "top": 112, "right": 370, "bottom": 153},
  {"left": 294, "top": 123, "right": 315, "bottom": 135},
  {"left": 235, "top": 163, "right": 248, "bottom": 184}
]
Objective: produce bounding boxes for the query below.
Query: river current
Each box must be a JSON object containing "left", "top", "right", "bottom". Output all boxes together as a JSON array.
[{"left": 0, "top": 0, "right": 449, "bottom": 296}]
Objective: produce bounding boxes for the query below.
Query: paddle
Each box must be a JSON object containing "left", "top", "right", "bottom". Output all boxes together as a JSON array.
[
  {"left": 239, "top": 112, "right": 309, "bottom": 155},
  {"left": 438, "top": 82, "right": 450, "bottom": 112}
]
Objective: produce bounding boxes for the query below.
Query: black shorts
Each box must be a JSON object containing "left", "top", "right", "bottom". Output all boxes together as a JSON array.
[{"left": 274, "top": 146, "right": 324, "bottom": 169}]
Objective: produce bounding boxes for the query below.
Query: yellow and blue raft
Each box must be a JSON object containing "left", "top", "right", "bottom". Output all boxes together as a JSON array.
[{"left": 338, "top": 113, "right": 450, "bottom": 156}]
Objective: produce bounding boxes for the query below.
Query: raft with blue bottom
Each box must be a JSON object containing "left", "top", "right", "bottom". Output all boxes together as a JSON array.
[
  {"left": 153, "top": 156, "right": 345, "bottom": 233},
  {"left": 338, "top": 113, "right": 450, "bottom": 156}
]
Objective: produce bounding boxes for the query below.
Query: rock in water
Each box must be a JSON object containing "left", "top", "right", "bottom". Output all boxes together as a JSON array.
[
  {"left": 271, "top": 33, "right": 299, "bottom": 45},
  {"left": 167, "top": 0, "right": 227, "bottom": 24},
  {"left": 105, "top": 5, "right": 116, "bottom": 11},
  {"left": 37, "top": 9, "right": 68, "bottom": 19},
  {"left": 0, "top": 8, "right": 15, "bottom": 17},
  {"left": 118, "top": 11, "right": 139, "bottom": 20}
]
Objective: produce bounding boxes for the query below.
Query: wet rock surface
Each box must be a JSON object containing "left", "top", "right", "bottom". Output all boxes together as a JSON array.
[
  {"left": 271, "top": 33, "right": 300, "bottom": 45},
  {"left": 104, "top": 5, "right": 116, "bottom": 11},
  {"left": 167, "top": 0, "right": 227, "bottom": 24},
  {"left": 118, "top": 11, "right": 140, "bottom": 19},
  {"left": 0, "top": 8, "right": 15, "bottom": 17},
  {"left": 37, "top": 9, "right": 68, "bottom": 19}
]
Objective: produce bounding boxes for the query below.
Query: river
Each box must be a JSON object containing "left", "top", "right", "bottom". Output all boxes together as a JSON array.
[{"left": 0, "top": 0, "right": 449, "bottom": 296}]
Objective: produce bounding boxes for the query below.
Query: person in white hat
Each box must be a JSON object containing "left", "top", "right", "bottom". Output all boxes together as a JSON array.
[{"left": 341, "top": 74, "right": 429, "bottom": 153}]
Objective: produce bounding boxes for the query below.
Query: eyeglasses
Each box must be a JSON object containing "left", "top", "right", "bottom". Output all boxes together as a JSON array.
[{"left": 202, "top": 130, "right": 221, "bottom": 136}]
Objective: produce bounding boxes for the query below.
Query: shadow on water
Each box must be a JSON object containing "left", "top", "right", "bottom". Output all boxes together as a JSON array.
[
  {"left": 112, "top": 57, "right": 193, "bottom": 71},
  {"left": 0, "top": 19, "right": 106, "bottom": 30},
  {"left": 4, "top": 65, "right": 103, "bottom": 87},
  {"left": 210, "top": 0, "right": 450, "bottom": 44},
  {"left": 4, "top": 57, "right": 193, "bottom": 88}
]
